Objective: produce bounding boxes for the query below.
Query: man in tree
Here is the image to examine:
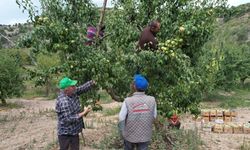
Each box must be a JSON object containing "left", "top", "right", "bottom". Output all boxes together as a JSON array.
[
  {"left": 119, "top": 74, "right": 157, "bottom": 150},
  {"left": 56, "top": 77, "right": 95, "bottom": 150},
  {"left": 138, "top": 20, "right": 161, "bottom": 51},
  {"left": 85, "top": 25, "right": 105, "bottom": 46}
]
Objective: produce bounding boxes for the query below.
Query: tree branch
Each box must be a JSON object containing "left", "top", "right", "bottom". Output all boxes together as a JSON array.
[
  {"left": 105, "top": 88, "right": 123, "bottom": 102},
  {"left": 96, "top": 0, "right": 108, "bottom": 39}
]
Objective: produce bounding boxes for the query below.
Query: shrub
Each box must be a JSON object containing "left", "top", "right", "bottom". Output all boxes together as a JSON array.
[{"left": 0, "top": 50, "right": 24, "bottom": 104}]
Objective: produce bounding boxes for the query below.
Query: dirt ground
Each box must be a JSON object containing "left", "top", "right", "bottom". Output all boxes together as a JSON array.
[
  {"left": 181, "top": 108, "right": 250, "bottom": 150},
  {"left": 0, "top": 98, "right": 121, "bottom": 150},
  {"left": 0, "top": 98, "right": 250, "bottom": 150}
]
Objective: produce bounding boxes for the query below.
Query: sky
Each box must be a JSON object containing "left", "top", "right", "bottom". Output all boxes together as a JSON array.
[{"left": 0, "top": 0, "right": 249, "bottom": 25}]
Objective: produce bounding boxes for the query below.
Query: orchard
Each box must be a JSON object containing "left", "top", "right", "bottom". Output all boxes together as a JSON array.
[{"left": 17, "top": 0, "right": 227, "bottom": 117}]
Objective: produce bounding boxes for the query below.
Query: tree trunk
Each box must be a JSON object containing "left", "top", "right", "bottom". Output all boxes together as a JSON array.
[
  {"left": 96, "top": 0, "right": 108, "bottom": 40},
  {"left": 45, "top": 80, "right": 51, "bottom": 97},
  {"left": 240, "top": 77, "right": 247, "bottom": 86},
  {"left": 1, "top": 99, "right": 7, "bottom": 105},
  {"left": 147, "top": 0, "right": 152, "bottom": 19},
  {"left": 105, "top": 88, "right": 123, "bottom": 102}
]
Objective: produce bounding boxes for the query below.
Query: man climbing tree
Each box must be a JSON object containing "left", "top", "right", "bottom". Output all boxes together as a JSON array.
[
  {"left": 85, "top": 25, "right": 105, "bottom": 46},
  {"left": 138, "top": 20, "right": 161, "bottom": 51}
]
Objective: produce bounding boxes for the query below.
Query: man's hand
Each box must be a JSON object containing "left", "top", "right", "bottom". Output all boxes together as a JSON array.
[
  {"left": 79, "top": 105, "right": 92, "bottom": 117},
  {"left": 90, "top": 80, "right": 97, "bottom": 86},
  {"left": 83, "top": 105, "right": 92, "bottom": 116}
]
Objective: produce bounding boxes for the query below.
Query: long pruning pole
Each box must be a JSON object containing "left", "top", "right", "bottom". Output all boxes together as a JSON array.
[{"left": 96, "top": 0, "right": 108, "bottom": 43}]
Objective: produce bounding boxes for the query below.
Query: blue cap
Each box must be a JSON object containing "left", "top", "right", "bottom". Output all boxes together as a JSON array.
[{"left": 134, "top": 74, "right": 148, "bottom": 91}]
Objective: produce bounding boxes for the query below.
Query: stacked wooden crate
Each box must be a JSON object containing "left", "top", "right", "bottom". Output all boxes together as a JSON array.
[
  {"left": 200, "top": 109, "right": 250, "bottom": 134},
  {"left": 201, "top": 109, "right": 237, "bottom": 122}
]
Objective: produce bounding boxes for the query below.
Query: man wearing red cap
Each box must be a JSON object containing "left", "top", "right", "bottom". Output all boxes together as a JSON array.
[
  {"left": 119, "top": 74, "right": 157, "bottom": 150},
  {"left": 56, "top": 77, "right": 95, "bottom": 150}
]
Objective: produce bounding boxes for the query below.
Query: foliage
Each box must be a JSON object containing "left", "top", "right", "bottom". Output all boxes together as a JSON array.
[
  {"left": 240, "top": 137, "right": 250, "bottom": 150},
  {"left": 0, "top": 102, "right": 23, "bottom": 109},
  {"left": 222, "top": 3, "right": 250, "bottom": 21},
  {"left": 204, "top": 86, "right": 250, "bottom": 108},
  {"left": 26, "top": 52, "right": 61, "bottom": 97},
  {"left": 17, "top": 0, "right": 227, "bottom": 115},
  {"left": 96, "top": 121, "right": 202, "bottom": 150},
  {"left": 98, "top": 90, "right": 113, "bottom": 104},
  {"left": 205, "top": 11, "right": 250, "bottom": 89},
  {"left": 103, "top": 106, "right": 121, "bottom": 116},
  {"left": 95, "top": 124, "right": 123, "bottom": 149},
  {"left": 0, "top": 49, "right": 24, "bottom": 104},
  {"left": 2, "top": 48, "right": 32, "bottom": 65},
  {"left": 22, "top": 80, "right": 48, "bottom": 99}
]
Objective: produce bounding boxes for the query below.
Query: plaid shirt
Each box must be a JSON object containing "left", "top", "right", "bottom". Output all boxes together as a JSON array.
[{"left": 55, "top": 80, "right": 94, "bottom": 135}]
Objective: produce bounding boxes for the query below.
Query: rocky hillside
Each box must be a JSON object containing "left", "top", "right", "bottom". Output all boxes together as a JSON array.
[
  {"left": 214, "top": 3, "right": 250, "bottom": 45},
  {"left": 0, "top": 23, "right": 32, "bottom": 48}
]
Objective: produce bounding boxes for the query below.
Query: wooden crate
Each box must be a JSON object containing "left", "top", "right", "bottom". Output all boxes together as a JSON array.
[
  {"left": 216, "top": 111, "right": 223, "bottom": 117},
  {"left": 233, "top": 126, "right": 243, "bottom": 134},
  {"left": 224, "top": 111, "right": 231, "bottom": 116},
  {"left": 231, "top": 111, "right": 237, "bottom": 117},
  {"left": 223, "top": 125, "right": 233, "bottom": 133},
  {"left": 203, "top": 116, "right": 210, "bottom": 122},
  {"left": 213, "top": 124, "right": 223, "bottom": 133},
  {"left": 217, "top": 116, "right": 223, "bottom": 120},
  {"left": 202, "top": 111, "right": 210, "bottom": 117},
  {"left": 210, "top": 116, "right": 216, "bottom": 122},
  {"left": 224, "top": 116, "right": 232, "bottom": 122},
  {"left": 231, "top": 116, "right": 237, "bottom": 122},
  {"left": 202, "top": 123, "right": 214, "bottom": 132},
  {"left": 210, "top": 110, "right": 216, "bottom": 116},
  {"left": 243, "top": 127, "right": 250, "bottom": 134}
]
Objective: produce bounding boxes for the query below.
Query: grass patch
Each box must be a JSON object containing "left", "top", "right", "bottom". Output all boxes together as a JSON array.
[
  {"left": 171, "top": 129, "right": 202, "bottom": 150},
  {"left": 22, "top": 80, "right": 58, "bottom": 100},
  {"left": 204, "top": 87, "right": 250, "bottom": 108},
  {"left": 150, "top": 127, "right": 202, "bottom": 150},
  {"left": 98, "top": 90, "right": 113, "bottom": 104},
  {"left": 102, "top": 106, "right": 121, "bottom": 116},
  {"left": 93, "top": 124, "right": 123, "bottom": 150},
  {"left": 44, "top": 140, "right": 58, "bottom": 150},
  {"left": 95, "top": 119, "right": 202, "bottom": 150},
  {"left": 22, "top": 80, "right": 47, "bottom": 99},
  {"left": 84, "top": 119, "right": 96, "bottom": 129},
  {"left": 0, "top": 102, "right": 23, "bottom": 109},
  {"left": 22, "top": 88, "right": 45, "bottom": 99},
  {"left": 0, "top": 115, "right": 8, "bottom": 123},
  {"left": 240, "top": 138, "right": 250, "bottom": 150}
]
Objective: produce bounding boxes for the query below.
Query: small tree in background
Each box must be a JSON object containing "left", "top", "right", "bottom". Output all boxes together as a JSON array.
[
  {"left": 0, "top": 50, "right": 23, "bottom": 105},
  {"left": 28, "top": 53, "right": 61, "bottom": 97}
]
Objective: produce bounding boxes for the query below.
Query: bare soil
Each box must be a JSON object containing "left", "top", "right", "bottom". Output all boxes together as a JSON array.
[
  {"left": 0, "top": 98, "right": 121, "bottom": 150},
  {"left": 181, "top": 108, "right": 250, "bottom": 150},
  {"left": 1, "top": 98, "right": 250, "bottom": 150}
]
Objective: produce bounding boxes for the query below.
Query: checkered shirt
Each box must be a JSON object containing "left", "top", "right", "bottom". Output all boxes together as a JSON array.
[{"left": 55, "top": 80, "right": 94, "bottom": 135}]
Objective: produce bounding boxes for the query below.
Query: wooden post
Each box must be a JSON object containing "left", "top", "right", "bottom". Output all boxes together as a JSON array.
[{"left": 96, "top": 0, "right": 108, "bottom": 43}]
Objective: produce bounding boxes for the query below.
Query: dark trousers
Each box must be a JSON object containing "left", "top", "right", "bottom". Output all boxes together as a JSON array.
[
  {"left": 124, "top": 139, "right": 149, "bottom": 150},
  {"left": 58, "top": 134, "right": 79, "bottom": 150}
]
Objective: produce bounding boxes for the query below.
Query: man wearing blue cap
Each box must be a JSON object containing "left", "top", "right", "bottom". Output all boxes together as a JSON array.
[
  {"left": 119, "top": 74, "right": 157, "bottom": 150},
  {"left": 55, "top": 77, "right": 95, "bottom": 150}
]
